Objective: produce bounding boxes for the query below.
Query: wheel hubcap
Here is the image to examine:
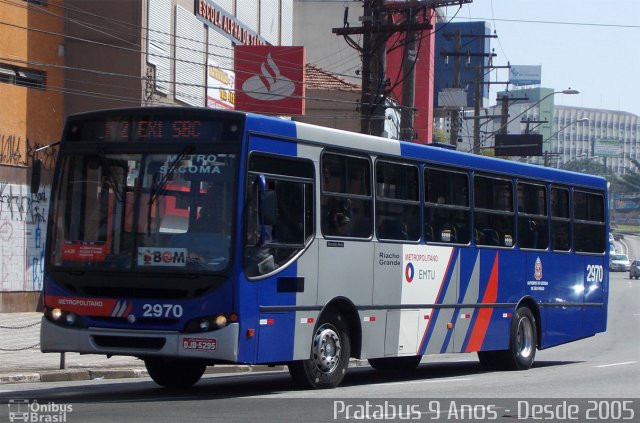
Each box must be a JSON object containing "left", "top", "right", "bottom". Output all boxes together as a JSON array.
[
  {"left": 516, "top": 316, "right": 533, "bottom": 359},
  {"left": 312, "top": 325, "right": 341, "bottom": 373}
]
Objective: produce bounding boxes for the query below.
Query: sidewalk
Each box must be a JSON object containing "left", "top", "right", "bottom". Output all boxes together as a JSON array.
[{"left": 0, "top": 313, "right": 285, "bottom": 385}]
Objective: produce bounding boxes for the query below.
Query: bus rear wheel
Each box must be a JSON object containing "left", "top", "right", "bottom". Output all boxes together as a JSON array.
[
  {"left": 144, "top": 358, "right": 207, "bottom": 389},
  {"left": 505, "top": 306, "right": 537, "bottom": 370},
  {"left": 288, "top": 313, "right": 351, "bottom": 389},
  {"left": 477, "top": 307, "right": 537, "bottom": 371}
]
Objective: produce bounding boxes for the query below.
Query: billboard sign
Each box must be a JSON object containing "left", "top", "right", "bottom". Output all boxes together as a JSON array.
[
  {"left": 494, "top": 134, "right": 543, "bottom": 156},
  {"left": 438, "top": 88, "right": 467, "bottom": 108},
  {"left": 207, "top": 60, "right": 235, "bottom": 110},
  {"left": 594, "top": 139, "right": 621, "bottom": 158},
  {"left": 234, "top": 46, "right": 305, "bottom": 115},
  {"left": 510, "top": 65, "right": 542, "bottom": 86}
]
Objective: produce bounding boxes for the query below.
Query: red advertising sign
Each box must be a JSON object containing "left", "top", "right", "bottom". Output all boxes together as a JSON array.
[
  {"left": 62, "top": 241, "right": 107, "bottom": 262},
  {"left": 234, "top": 46, "right": 306, "bottom": 115}
]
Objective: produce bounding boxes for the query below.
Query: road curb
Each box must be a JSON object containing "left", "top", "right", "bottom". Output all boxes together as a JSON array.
[{"left": 0, "top": 365, "right": 289, "bottom": 385}]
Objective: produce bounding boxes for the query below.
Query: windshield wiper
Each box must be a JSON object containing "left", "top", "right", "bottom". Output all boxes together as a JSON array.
[
  {"left": 97, "top": 147, "right": 124, "bottom": 203},
  {"left": 148, "top": 145, "right": 195, "bottom": 207}
]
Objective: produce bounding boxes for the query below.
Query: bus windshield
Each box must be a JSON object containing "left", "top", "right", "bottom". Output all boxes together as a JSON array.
[{"left": 50, "top": 150, "right": 237, "bottom": 273}]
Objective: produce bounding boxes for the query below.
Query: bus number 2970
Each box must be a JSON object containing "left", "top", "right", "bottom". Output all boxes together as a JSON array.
[
  {"left": 586, "top": 265, "right": 604, "bottom": 283},
  {"left": 142, "top": 304, "right": 184, "bottom": 318}
]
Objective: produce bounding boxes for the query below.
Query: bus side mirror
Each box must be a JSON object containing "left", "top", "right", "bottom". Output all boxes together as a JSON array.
[{"left": 31, "top": 159, "right": 42, "bottom": 194}]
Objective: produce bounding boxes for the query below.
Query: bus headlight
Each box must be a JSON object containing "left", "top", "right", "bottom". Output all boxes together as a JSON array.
[
  {"left": 199, "top": 319, "right": 211, "bottom": 331},
  {"left": 45, "top": 307, "right": 84, "bottom": 328},
  {"left": 214, "top": 315, "right": 227, "bottom": 328},
  {"left": 51, "top": 308, "right": 63, "bottom": 321},
  {"left": 65, "top": 312, "right": 77, "bottom": 325},
  {"left": 185, "top": 314, "right": 237, "bottom": 333}
]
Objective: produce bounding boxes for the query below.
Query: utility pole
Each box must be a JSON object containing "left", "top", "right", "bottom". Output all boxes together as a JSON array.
[
  {"left": 441, "top": 32, "right": 497, "bottom": 148},
  {"left": 333, "top": 0, "right": 393, "bottom": 137},
  {"left": 447, "top": 30, "right": 462, "bottom": 145},
  {"left": 334, "top": 0, "right": 471, "bottom": 138},
  {"left": 399, "top": 2, "right": 418, "bottom": 141}
]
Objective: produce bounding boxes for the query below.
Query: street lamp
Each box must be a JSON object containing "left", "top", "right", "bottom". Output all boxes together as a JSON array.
[{"left": 499, "top": 88, "right": 581, "bottom": 132}]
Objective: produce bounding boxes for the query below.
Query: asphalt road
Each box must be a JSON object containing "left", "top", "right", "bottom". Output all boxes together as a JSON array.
[{"left": 1, "top": 242, "right": 638, "bottom": 422}]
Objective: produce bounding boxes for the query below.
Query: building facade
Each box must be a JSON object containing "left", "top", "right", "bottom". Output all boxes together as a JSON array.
[
  {"left": 484, "top": 88, "right": 640, "bottom": 176},
  {"left": 553, "top": 106, "right": 640, "bottom": 175},
  {"left": 0, "top": 0, "right": 65, "bottom": 310}
]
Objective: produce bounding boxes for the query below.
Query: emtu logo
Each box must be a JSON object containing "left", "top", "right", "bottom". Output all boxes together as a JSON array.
[
  {"left": 405, "top": 262, "right": 415, "bottom": 283},
  {"left": 242, "top": 53, "right": 295, "bottom": 101}
]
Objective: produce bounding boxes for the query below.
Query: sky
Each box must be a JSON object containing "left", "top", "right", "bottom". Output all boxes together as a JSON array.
[{"left": 442, "top": 0, "right": 640, "bottom": 116}]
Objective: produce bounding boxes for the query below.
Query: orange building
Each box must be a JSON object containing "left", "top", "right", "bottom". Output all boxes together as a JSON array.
[
  {"left": 0, "top": 0, "right": 65, "bottom": 167},
  {"left": 0, "top": 0, "right": 64, "bottom": 311}
]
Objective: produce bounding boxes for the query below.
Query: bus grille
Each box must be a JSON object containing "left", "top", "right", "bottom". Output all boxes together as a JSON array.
[{"left": 92, "top": 335, "right": 166, "bottom": 350}]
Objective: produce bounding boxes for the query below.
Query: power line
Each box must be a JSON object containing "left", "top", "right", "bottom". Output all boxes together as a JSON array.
[{"left": 447, "top": 16, "right": 640, "bottom": 29}]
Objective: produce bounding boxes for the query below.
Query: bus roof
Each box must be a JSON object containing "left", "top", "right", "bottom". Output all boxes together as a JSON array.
[{"left": 62, "top": 107, "right": 607, "bottom": 191}]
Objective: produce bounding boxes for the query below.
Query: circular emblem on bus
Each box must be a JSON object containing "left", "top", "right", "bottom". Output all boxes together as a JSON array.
[
  {"left": 162, "top": 251, "right": 173, "bottom": 263},
  {"left": 405, "top": 262, "right": 415, "bottom": 283}
]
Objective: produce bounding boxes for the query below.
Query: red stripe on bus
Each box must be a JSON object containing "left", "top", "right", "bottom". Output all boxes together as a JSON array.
[{"left": 465, "top": 252, "right": 499, "bottom": 352}]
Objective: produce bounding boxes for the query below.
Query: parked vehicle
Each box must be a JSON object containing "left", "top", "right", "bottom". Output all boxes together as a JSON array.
[
  {"left": 630, "top": 260, "right": 640, "bottom": 279},
  {"left": 610, "top": 254, "right": 631, "bottom": 272}
]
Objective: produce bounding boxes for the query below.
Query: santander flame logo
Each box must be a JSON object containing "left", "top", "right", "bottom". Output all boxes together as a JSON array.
[{"left": 242, "top": 53, "right": 295, "bottom": 101}]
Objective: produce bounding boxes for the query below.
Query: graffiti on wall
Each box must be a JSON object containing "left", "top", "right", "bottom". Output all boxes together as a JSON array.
[
  {"left": 0, "top": 134, "right": 58, "bottom": 169},
  {"left": 0, "top": 182, "right": 50, "bottom": 292}
]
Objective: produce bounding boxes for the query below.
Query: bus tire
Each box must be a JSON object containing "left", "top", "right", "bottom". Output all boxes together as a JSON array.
[
  {"left": 368, "top": 355, "right": 422, "bottom": 372},
  {"left": 144, "top": 358, "right": 207, "bottom": 389},
  {"left": 288, "top": 313, "right": 351, "bottom": 389},
  {"left": 503, "top": 306, "right": 537, "bottom": 370}
]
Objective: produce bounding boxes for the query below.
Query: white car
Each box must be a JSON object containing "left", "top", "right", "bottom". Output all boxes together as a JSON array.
[{"left": 609, "top": 254, "right": 631, "bottom": 272}]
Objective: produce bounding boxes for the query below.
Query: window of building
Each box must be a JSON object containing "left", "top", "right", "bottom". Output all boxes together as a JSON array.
[
  {"left": 425, "top": 167, "right": 470, "bottom": 244},
  {"left": 0, "top": 63, "right": 46, "bottom": 89},
  {"left": 321, "top": 152, "right": 372, "bottom": 238},
  {"left": 375, "top": 160, "right": 420, "bottom": 241},
  {"left": 474, "top": 175, "right": 514, "bottom": 247}
]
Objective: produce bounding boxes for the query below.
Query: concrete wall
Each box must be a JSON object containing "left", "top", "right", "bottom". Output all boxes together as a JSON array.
[{"left": 0, "top": 166, "right": 50, "bottom": 312}]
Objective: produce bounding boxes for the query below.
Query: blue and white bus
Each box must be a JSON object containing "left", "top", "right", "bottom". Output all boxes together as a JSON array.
[{"left": 36, "top": 107, "right": 608, "bottom": 389}]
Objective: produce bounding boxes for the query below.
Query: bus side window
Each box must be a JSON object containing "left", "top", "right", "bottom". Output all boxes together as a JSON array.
[
  {"left": 551, "top": 186, "right": 571, "bottom": 251},
  {"left": 321, "top": 152, "right": 372, "bottom": 238},
  {"left": 375, "top": 160, "right": 420, "bottom": 241},
  {"left": 424, "top": 167, "right": 470, "bottom": 244},
  {"left": 573, "top": 190, "right": 605, "bottom": 253},
  {"left": 474, "top": 175, "right": 514, "bottom": 247},
  {"left": 517, "top": 182, "right": 548, "bottom": 250},
  {"left": 244, "top": 154, "right": 314, "bottom": 277}
]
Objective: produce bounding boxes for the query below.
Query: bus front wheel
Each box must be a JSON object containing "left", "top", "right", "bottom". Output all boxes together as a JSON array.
[
  {"left": 144, "top": 358, "right": 207, "bottom": 389},
  {"left": 288, "top": 313, "right": 351, "bottom": 389}
]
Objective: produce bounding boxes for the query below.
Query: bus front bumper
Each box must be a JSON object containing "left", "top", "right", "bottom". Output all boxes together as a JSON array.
[{"left": 40, "top": 317, "right": 239, "bottom": 362}]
